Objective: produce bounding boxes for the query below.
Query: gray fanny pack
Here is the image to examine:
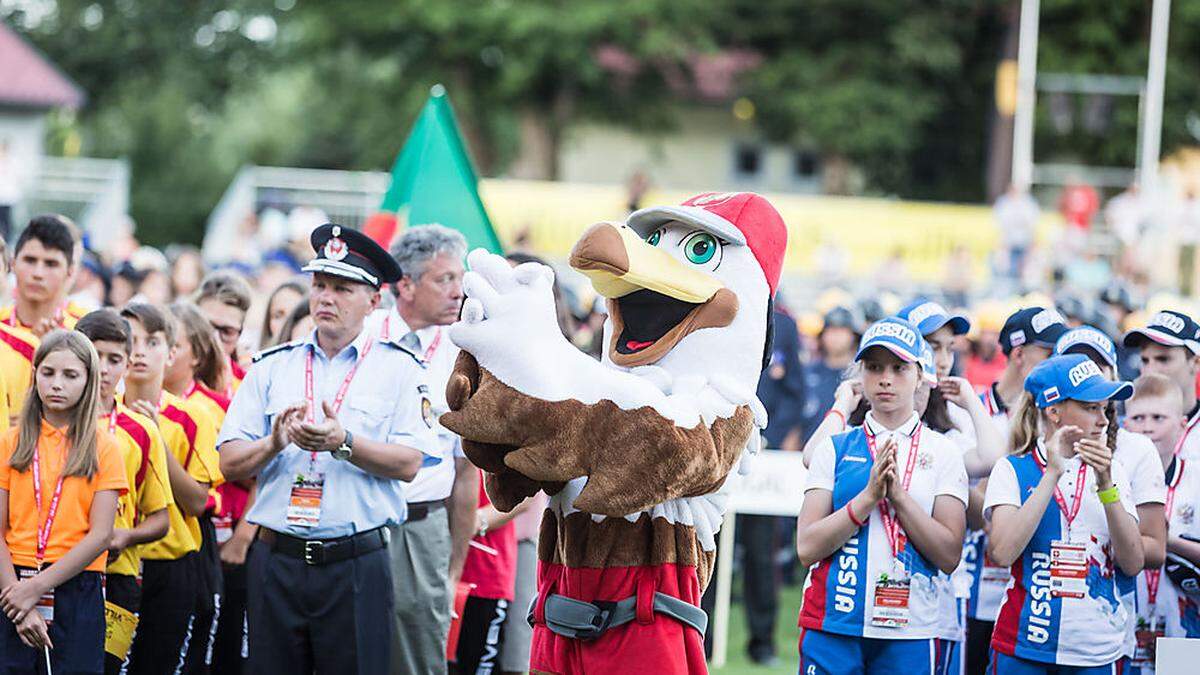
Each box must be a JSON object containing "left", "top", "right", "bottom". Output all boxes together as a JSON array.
[{"left": 530, "top": 592, "right": 708, "bottom": 641}]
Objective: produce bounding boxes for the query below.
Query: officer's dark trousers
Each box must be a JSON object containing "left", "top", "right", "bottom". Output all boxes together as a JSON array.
[
  {"left": 246, "top": 539, "right": 393, "bottom": 675},
  {"left": 738, "top": 514, "right": 779, "bottom": 660}
]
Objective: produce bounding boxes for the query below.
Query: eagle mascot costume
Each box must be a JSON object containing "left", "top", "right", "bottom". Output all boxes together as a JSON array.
[{"left": 442, "top": 191, "right": 787, "bottom": 674}]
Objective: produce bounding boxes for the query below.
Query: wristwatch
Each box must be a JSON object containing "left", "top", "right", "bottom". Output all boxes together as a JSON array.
[{"left": 333, "top": 430, "right": 354, "bottom": 461}]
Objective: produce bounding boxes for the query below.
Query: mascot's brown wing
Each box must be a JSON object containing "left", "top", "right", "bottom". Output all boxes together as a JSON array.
[
  {"left": 444, "top": 351, "right": 564, "bottom": 511},
  {"left": 443, "top": 352, "right": 756, "bottom": 517}
]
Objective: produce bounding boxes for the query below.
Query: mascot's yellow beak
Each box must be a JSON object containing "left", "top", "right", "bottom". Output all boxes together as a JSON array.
[
  {"left": 569, "top": 222, "right": 738, "bottom": 368},
  {"left": 568, "top": 222, "right": 722, "bottom": 303}
]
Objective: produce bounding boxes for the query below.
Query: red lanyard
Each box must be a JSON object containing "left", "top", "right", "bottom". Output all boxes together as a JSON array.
[
  {"left": 423, "top": 328, "right": 443, "bottom": 363},
  {"left": 1034, "top": 445, "right": 1088, "bottom": 537},
  {"left": 1174, "top": 414, "right": 1200, "bottom": 456},
  {"left": 5, "top": 304, "right": 64, "bottom": 329},
  {"left": 30, "top": 440, "right": 67, "bottom": 569},
  {"left": 984, "top": 388, "right": 999, "bottom": 416},
  {"left": 303, "top": 340, "right": 373, "bottom": 459},
  {"left": 381, "top": 316, "right": 442, "bottom": 363},
  {"left": 106, "top": 408, "right": 118, "bottom": 434},
  {"left": 866, "top": 424, "right": 922, "bottom": 558},
  {"left": 1146, "top": 459, "right": 1186, "bottom": 606}
]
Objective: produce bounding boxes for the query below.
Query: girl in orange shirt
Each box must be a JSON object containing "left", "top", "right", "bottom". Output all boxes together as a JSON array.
[{"left": 0, "top": 330, "right": 126, "bottom": 673}]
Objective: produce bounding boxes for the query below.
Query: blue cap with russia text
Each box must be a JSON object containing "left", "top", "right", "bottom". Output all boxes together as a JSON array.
[
  {"left": 896, "top": 299, "right": 971, "bottom": 336},
  {"left": 919, "top": 342, "right": 938, "bottom": 385},
  {"left": 1024, "top": 354, "right": 1133, "bottom": 409},
  {"left": 1054, "top": 325, "right": 1118, "bottom": 369},
  {"left": 855, "top": 317, "right": 926, "bottom": 364}
]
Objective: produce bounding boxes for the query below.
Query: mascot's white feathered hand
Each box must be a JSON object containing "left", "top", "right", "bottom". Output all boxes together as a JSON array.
[
  {"left": 443, "top": 246, "right": 759, "bottom": 516},
  {"left": 448, "top": 249, "right": 623, "bottom": 399}
]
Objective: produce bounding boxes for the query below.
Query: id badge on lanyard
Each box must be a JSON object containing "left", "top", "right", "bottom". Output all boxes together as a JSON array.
[
  {"left": 1133, "top": 614, "right": 1165, "bottom": 667},
  {"left": 213, "top": 513, "right": 234, "bottom": 543},
  {"left": 1038, "top": 450, "right": 1090, "bottom": 599},
  {"left": 868, "top": 427, "right": 921, "bottom": 629},
  {"left": 27, "top": 443, "right": 66, "bottom": 623},
  {"left": 1135, "top": 465, "right": 1182, "bottom": 666},
  {"left": 287, "top": 341, "right": 373, "bottom": 528}
]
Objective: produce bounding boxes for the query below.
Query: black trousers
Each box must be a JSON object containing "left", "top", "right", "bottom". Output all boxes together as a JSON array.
[
  {"left": 700, "top": 515, "right": 782, "bottom": 660},
  {"left": 965, "top": 617, "right": 994, "bottom": 675},
  {"left": 246, "top": 539, "right": 394, "bottom": 675},
  {"left": 105, "top": 573, "right": 141, "bottom": 675},
  {"left": 128, "top": 554, "right": 201, "bottom": 675},
  {"left": 1, "top": 569, "right": 105, "bottom": 674},
  {"left": 452, "top": 596, "right": 509, "bottom": 675},
  {"left": 184, "top": 516, "right": 224, "bottom": 674},
  {"left": 211, "top": 560, "right": 248, "bottom": 675},
  {"left": 739, "top": 514, "right": 780, "bottom": 659}
]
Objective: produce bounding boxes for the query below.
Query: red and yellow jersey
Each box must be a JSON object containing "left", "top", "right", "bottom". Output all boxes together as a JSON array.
[
  {"left": 0, "top": 301, "right": 90, "bottom": 416},
  {"left": 0, "top": 300, "right": 90, "bottom": 334},
  {"left": 0, "top": 322, "right": 36, "bottom": 419},
  {"left": 139, "top": 392, "right": 223, "bottom": 561},
  {"left": 187, "top": 381, "right": 230, "bottom": 431},
  {"left": 228, "top": 356, "right": 247, "bottom": 396},
  {"left": 105, "top": 403, "right": 172, "bottom": 577}
]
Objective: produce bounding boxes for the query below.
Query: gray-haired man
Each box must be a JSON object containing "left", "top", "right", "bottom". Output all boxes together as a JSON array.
[{"left": 367, "top": 224, "right": 479, "bottom": 674}]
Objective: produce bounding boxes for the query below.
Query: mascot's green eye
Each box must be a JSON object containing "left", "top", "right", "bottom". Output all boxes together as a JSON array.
[
  {"left": 684, "top": 233, "right": 718, "bottom": 264},
  {"left": 646, "top": 229, "right": 662, "bottom": 246}
]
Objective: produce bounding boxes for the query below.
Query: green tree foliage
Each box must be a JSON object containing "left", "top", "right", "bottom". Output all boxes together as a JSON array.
[
  {"left": 5, "top": 0, "right": 1200, "bottom": 242},
  {"left": 4, "top": 0, "right": 283, "bottom": 245}
]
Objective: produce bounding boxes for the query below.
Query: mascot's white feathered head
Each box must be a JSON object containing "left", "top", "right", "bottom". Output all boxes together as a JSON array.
[{"left": 569, "top": 192, "right": 787, "bottom": 392}]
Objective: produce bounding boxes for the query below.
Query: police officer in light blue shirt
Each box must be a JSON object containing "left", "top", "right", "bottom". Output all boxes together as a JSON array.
[{"left": 218, "top": 223, "right": 440, "bottom": 675}]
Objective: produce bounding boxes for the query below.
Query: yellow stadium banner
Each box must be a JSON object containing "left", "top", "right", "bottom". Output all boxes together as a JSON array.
[{"left": 478, "top": 179, "right": 1059, "bottom": 283}]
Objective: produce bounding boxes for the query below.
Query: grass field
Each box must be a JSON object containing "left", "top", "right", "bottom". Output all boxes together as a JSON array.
[{"left": 711, "top": 581, "right": 804, "bottom": 675}]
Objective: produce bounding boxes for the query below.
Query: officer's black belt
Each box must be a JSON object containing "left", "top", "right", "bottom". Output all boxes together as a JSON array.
[
  {"left": 258, "top": 526, "right": 388, "bottom": 566},
  {"left": 530, "top": 592, "right": 708, "bottom": 640},
  {"left": 405, "top": 499, "right": 446, "bottom": 523}
]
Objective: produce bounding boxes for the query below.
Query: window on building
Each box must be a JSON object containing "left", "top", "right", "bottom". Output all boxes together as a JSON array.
[
  {"left": 793, "top": 150, "right": 819, "bottom": 179},
  {"left": 734, "top": 144, "right": 761, "bottom": 178}
]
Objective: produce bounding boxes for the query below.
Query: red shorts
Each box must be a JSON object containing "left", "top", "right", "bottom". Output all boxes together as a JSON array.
[{"left": 529, "top": 562, "right": 707, "bottom": 675}]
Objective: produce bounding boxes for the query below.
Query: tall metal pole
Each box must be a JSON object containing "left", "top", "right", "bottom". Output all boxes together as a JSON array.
[
  {"left": 1011, "top": 0, "right": 1040, "bottom": 191},
  {"left": 1140, "top": 0, "right": 1171, "bottom": 191}
]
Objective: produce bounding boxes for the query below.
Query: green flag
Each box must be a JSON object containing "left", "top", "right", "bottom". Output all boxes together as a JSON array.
[{"left": 379, "top": 85, "right": 503, "bottom": 254}]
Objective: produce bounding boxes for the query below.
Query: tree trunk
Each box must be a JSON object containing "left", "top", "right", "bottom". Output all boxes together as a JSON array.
[
  {"left": 985, "top": 1, "right": 1022, "bottom": 202},
  {"left": 509, "top": 107, "right": 557, "bottom": 180}
]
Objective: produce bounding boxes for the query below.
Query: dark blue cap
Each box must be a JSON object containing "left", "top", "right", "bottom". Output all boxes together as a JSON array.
[
  {"left": 302, "top": 223, "right": 403, "bottom": 287},
  {"left": 1122, "top": 310, "right": 1200, "bottom": 356},
  {"left": 1000, "top": 306, "right": 1068, "bottom": 355}
]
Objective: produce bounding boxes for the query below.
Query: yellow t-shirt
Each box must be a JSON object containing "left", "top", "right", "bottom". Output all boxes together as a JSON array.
[
  {"left": 105, "top": 404, "right": 172, "bottom": 577},
  {"left": 0, "top": 301, "right": 89, "bottom": 416},
  {"left": 139, "top": 392, "right": 223, "bottom": 561},
  {"left": 0, "top": 321, "right": 35, "bottom": 420},
  {"left": 187, "top": 382, "right": 229, "bottom": 432},
  {"left": 0, "top": 301, "right": 88, "bottom": 333}
]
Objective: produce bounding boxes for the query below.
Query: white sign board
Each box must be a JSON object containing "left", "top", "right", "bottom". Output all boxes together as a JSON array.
[
  {"left": 1157, "top": 637, "right": 1200, "bottom": 674},
  {"left": 728, "top": 449, "right": 808, "bottom": 517},
  {"left": 711, "top": 449, "right": 807, "bottom": 668}
]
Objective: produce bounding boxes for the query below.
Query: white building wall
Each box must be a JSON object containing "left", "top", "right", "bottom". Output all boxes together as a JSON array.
[
  {"left": 558, "top": 106, "right": 821, "bottom": 194},
  {"left": 0, "top": 111, "right": 47, "bottom": 201}
]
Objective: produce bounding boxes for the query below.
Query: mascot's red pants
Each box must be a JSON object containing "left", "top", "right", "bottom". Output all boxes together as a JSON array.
[{"left": 528, "top": 562, "right": 707, "bottom": 675}]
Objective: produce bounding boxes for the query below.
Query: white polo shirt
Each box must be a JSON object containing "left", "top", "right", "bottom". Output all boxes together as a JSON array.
[{"left": 367, "top": 307, "right": 464, "bottom": 503}]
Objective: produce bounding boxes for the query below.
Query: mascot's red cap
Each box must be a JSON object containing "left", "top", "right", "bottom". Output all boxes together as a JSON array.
[{"left": 626, "top": 192, "right": 787, "bottom": 296}]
